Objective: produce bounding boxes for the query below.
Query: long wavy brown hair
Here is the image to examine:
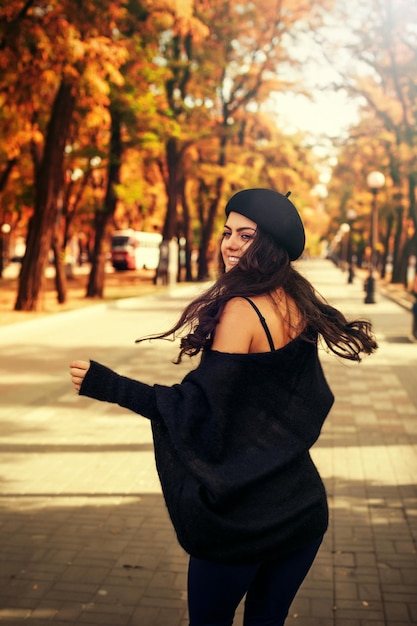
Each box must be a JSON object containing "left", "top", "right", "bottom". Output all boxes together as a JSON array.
[{"left": 137, "top": 228, "right": 378, "bottom": 363}]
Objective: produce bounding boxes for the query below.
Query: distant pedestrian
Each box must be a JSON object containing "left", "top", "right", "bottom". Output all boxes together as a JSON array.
[
  {"left": 154, "top": 240, "right": 169, "bottom": 285},
  {"left": 70, "top": 188, "right": 378, "bottom": 626}
]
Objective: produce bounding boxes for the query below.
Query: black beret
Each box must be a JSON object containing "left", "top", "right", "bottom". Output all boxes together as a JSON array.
[{"left": 225, "top": 188, "right": 305, "bottom": 261}]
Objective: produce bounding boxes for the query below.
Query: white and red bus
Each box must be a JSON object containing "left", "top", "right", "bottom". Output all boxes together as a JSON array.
[{"left": 111, "top": 230, "right": 162, "bottom": 271}]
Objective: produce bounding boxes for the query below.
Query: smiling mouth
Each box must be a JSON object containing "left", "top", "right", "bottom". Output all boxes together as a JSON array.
[{"left": 227, "top": 256, "right": 240, "bottom": 264}]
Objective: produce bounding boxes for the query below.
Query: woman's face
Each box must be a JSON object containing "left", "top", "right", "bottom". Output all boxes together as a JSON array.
[{"left": 221, "top": 211, "right": 257, "bottom": 272}]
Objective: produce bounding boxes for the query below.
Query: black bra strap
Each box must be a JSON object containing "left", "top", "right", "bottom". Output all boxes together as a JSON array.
[{"left": 241, "top": 297, "right": 275, "bottom": 351}]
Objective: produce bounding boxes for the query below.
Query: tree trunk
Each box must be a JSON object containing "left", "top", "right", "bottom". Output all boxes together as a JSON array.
[
  {"left": 155, "top": 137, "right": 179, "bottom": 284},
  {"left": 86, "top": 104, "right": 122, "bottom": 298},
  {"left": 86, "top": 210, "right": 107, "bottom": 298},
  {"left": 51, "top": 223, "right": 67, "bottom": 304},
  {"left": 391, "top": 206, "right": 404, "bottom": 283},
  {"left": 380, "top": 213, "right": 393, "bottom": 280},
  {"left": 15, "top": 79, "right": 76, "bottom": 311},
  {"left": 197, "top": 176, "right": 223, "bottom": 280},
  {"left": 398, "top": 238, "right": 413, "bottom": 287},
  {"left": 196, "top": 179, "right": 209, "bottom": 280},
  {"left": 0, "top": 158, "right": 17, "bottom": 193},
  {"left": 408, "top": 172, "right": 417, "bottom": 234},
  {"left": 179, "top": 176, "right": 193, "bottom": 281},
  {"left": 162, "top": 136, "right": 178, "bottom": 240}
]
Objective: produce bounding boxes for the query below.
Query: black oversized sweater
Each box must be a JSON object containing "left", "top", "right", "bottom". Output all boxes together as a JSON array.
[{"left": 79, "top": 333, "right": 334, "bottom": 564}]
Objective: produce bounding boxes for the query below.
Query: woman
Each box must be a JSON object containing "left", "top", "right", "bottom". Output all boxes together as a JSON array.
[{"left": 70, "top": 188, "right": 377, "bottom": 626}]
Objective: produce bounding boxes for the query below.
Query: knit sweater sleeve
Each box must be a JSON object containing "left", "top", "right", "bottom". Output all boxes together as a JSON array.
[{"left": 79, "top": 360, "right": 159, "bottom": 420}]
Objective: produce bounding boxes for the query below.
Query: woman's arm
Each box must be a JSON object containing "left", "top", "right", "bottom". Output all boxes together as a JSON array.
[{"left": 69, "top": 359, "right": 159, "bottom": 419}]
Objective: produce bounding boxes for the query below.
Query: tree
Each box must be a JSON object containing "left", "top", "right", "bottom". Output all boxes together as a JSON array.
[
  {"left": 319, "top": 0, "right": 417, "bottom": 284},
  {"left": 1, "top": 0, "right": 342, "bottom": 307},
  {"left": 1, "top": 0, "right": 127, "bottom": 310},
  {"left": 15, "top": 78, "right": 77, "bottom": 310},
  {"left": 86, "top": 104, "right": 122, "bottom": 298},
  {"left": 182, "top": 0, "right": 335, "bottom": 278},
  {"left": 150, "top": 7, "right": 210, "bottom": 284}
]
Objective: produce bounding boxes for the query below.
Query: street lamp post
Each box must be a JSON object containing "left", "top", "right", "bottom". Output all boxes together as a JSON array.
[
  {"left": 340, "top": 222, "right": 350, "bottom": 272},
  {"left": 364, "top": 170, "right": 385, "bottom": 304},
  {"left": 0, "top": 223, "right": 11, "bottom": 278}
]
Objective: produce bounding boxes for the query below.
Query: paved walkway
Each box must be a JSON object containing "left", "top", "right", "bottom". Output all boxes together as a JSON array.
[{"left": 0, "top": 259, "right": 416, "bottom": 625}]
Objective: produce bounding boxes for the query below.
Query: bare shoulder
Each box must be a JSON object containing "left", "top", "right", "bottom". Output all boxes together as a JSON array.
[
  {"left": 211, "top": 297, "right": 255, "bottom": 353},
  {"left": 222, "top": 297, "right": 255, "bottom": 315},
  {"left": 220, "top": 297, "right": 266, "bottom": 327}
]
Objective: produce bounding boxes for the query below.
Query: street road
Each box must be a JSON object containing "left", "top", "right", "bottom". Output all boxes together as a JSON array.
[{"left": 0, "top": 258, "right": 416, "bottom": 625}]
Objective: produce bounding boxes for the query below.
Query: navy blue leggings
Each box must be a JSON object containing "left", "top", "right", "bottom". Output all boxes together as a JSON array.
[{"left": 187, "top": 537, "right": 322, "bottom": 626}]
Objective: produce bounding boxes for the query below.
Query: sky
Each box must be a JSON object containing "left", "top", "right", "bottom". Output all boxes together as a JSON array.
[
  {"left": 271, "top": 14, "right": 364, "bottom": 139},
  {"left": 273, "top": 89, "right": 360, "bottom": 138},
  {"left": 264, "top": 17, "right": 367, "bottom": 187}
]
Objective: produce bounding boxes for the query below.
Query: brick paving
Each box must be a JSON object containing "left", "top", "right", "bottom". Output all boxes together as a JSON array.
[{"left": 0, "top": 259, "right": 416, "bottom": 625}]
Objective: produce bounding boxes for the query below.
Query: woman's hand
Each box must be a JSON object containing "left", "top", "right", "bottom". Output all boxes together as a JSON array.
[{"left": 70, "top": 360, "right": 90, "bottom": 392}]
